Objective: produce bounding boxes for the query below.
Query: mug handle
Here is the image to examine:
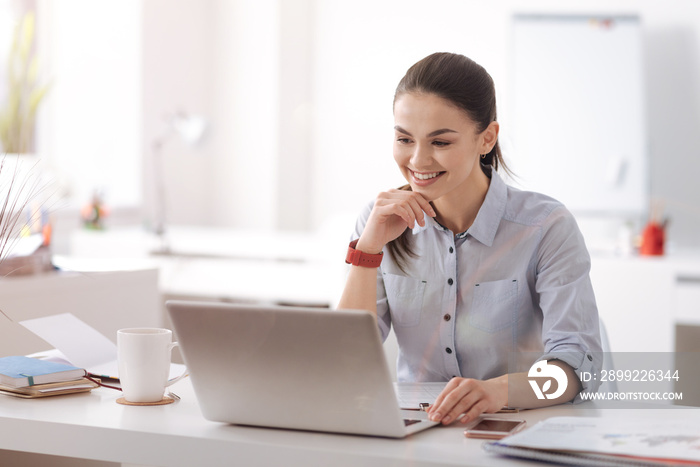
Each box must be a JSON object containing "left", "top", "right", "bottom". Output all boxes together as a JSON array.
[{"left": 165, "top": 341, "right": 188, "bottom": 387}]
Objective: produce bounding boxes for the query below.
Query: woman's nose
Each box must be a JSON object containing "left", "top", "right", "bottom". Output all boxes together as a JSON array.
[{"left": 410, "top": 143, "right": 432, "bottom": 167}]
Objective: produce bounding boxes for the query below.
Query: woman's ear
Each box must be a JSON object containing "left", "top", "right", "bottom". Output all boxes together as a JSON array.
[{"left": 480, "top": 121, "right": 500, "bottom": 154}]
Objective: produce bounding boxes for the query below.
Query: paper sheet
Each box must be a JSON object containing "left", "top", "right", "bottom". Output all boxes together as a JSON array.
[
  {"left": 20, "top": 313, "right": 117, "bottom": 370},
  {"left": 498, "top": 416, "right": 700, "bottom": 463},
  {"left": 395, "top": 382, "right": 446, "bottom": 409}
]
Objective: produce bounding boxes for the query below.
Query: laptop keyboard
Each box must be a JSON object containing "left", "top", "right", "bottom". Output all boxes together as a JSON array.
[{"left": 403, "top": 419, "right": 422, "bottom": 426}]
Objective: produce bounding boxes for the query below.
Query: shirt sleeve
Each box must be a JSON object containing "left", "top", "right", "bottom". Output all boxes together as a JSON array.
[
  {"left": 351, "top": 201, "right": 392, "bottom": 342},
  {"left": 535, "top": 205, "right": 603, "bottom": 402}
]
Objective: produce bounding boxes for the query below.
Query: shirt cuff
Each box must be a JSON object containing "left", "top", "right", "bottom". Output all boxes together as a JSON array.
[{"left": 538, "top": 350, "right": 602, "bottom": 404}]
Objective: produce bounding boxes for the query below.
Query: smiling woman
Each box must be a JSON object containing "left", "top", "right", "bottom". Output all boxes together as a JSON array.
[
  {"left": 392, "top": 92, "right": 493, "bottom": 233},
  {"left": 337, "top": 52, "right": 602, "bottom": 428},
  {"left": 388, "top": 53, "right": 505, "bottom": 268}
]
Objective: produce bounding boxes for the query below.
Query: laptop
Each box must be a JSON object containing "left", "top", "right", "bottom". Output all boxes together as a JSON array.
[{"left": 166, "top": 300, "right": 439, "bottom": 438}]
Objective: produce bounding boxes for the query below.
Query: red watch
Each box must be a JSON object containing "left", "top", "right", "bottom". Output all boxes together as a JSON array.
[{"left": 345, "top": 239, "right": 383, "bottom": 268}]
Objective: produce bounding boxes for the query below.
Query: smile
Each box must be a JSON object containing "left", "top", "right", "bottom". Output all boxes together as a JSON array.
[
  {"left": 411, "top": 170, "right": 444, "bottom": 180},
  {"left": 414, "top": 172, "right": 440, "bottom": 180}
]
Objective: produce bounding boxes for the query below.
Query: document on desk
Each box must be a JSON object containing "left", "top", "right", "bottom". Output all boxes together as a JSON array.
[
  {"left": 394, "top": 382, "right": 447, "bottom": 409},
  {"left": 20, "top": 313, "right": 184, "bottom": 380},
  {"left": 485, "top": 416, "right": 700, "bottom": 465}
]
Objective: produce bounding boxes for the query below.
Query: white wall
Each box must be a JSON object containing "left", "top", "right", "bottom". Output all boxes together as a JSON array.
[
  {"left": 208, "top": 0, "right": 280, "bottom": 230},
  {"left": 141, "top": 0, "right": 216, "bottom": 228},
  {"left": 276, "top": 0, "right": 314, "bottom": 230},
  {"left": 310, "top": 0, "right": 700, "bottom": 250},
  {"left": 0, "top": 2, "right": 14, "bottom": 110},
  {"left": 37, "top": 0, "right": 142, "bottom": 208}
]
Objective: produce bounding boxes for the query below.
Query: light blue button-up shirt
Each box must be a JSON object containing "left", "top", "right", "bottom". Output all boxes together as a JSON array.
[{"left": 352, "top": 170, "right": 602, "bottom": 400}]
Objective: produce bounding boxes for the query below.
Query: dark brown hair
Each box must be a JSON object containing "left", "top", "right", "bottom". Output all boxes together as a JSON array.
[{"left": 388, "top": 52, "right": 509, "bottom": 271}]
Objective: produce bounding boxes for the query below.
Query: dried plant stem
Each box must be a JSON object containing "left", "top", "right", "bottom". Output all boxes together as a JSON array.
[{"left": 0, "top": 155, "right": 47, "bottom": 264}]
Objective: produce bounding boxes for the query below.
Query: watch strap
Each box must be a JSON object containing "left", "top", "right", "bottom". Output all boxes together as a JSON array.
[{"left": 345, "top": 239, "right": 383, "bottom": 268}]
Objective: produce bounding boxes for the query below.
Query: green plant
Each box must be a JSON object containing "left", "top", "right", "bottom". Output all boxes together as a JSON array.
[{"left": 0, "top": 11, "right": 50, "bottom": 154}]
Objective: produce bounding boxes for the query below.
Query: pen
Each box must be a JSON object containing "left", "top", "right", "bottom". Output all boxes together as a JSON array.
[
  {"left": 421, "top": 403, "right": 517, "bottom": 413},
  {"left": 402, "top": 403, "right": 431, "bottom": 411},
  {"left": 402, "top": 405, "right": 519, "bottom": 414}
]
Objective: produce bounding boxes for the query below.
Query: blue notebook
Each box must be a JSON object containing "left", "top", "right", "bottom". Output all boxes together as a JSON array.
[{"left": 0, "top": 356, "right": 85, "bottom": 388}]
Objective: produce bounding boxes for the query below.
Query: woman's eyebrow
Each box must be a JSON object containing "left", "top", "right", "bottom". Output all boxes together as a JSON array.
[
  {"left": 394, "top": 125, "right": 412, "bottom": 136},
  {"left": 427, "top": 128, "right": 457, "bottom": 137},
  {"left": 394, "top": 126, "right": 457, "bottom": 138}
]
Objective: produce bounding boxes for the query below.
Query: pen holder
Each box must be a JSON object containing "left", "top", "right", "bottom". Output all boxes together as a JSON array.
[{"left": 640, "top": 222, "right": 665, "bottom": 256}]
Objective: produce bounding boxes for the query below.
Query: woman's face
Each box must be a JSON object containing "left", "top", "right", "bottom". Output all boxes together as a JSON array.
[{"left": 393, "top": 92, "right": 497, "bottom": 202}]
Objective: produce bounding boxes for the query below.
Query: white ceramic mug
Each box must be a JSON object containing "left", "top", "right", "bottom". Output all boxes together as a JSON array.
[{"left": 117, "top": 328, "right": 187, "bottom": 403}]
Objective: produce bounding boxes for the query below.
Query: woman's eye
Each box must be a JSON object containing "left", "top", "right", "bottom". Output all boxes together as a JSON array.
[
  {"left": 432, "top": 140, "right": 450, "bottom": 147},
  {"left": 396, "top": 137, "right": 412, "bottom": 144}
]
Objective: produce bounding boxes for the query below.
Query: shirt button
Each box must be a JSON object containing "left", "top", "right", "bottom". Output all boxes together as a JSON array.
[
  {"left": 449, "top": 246, "right": 454, "bottom": 253},
  {"left": 447, "top": 278, "right": 454, "bottom": 286},
  {"left": 443, "top": 314, "right": 451, "bottom": 322},
  {"left": 445, "top": 347, "right": 453, "bottom": 354}
]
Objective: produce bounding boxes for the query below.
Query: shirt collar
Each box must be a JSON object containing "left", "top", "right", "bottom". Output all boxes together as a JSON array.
[
  {"left": 467, "top": 170, "right": 507, "bottom": 247},
  {"left": 411, "top": 170, "right": 507, "bottom": 247}
]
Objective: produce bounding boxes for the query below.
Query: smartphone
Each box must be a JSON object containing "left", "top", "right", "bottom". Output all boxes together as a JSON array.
[{"left": 464, "top": 417, "right": 526, "bottom": 440}]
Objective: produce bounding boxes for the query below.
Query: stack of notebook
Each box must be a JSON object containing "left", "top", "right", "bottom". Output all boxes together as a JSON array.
[{"left": 0, "top": 356, "right": 98, "bottom": 398}]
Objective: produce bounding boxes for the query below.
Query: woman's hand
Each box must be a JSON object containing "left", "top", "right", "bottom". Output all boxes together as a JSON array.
[
  {"left": 338, "top": 189, "right": 433, "bottom": 315},
  {"left": 356, "top": 189, "right": 436, "bottom": 254},
  {"left": 427, "top": 376, "right": 508, "bottom": 425}
]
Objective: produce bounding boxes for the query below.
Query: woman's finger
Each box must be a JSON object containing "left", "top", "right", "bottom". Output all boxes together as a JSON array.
[
  {"left": 460, "top": 399, "right": 490, "bottom": 424},
  {"left": 442, "top": 381, "right": 486, "bottom": 424},
  {"left": 385, "top": 189, "right": 436, "bottom": 220},
  {"left": 375, "top": 194, "right": 421, "bottom": 228},
  {"left": 404, "top": 196, "right": 430, "bottom": 227},
  {"left": 409, "top": 192, "right": 436, "bottom": 219},
  {"left": 427, "top": 377, "right": 462, "bottom": 420}
]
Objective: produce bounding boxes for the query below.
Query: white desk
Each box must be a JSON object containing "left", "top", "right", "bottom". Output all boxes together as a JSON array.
[{"left": 0, "top": 378, "right": 697, "bottom": 467}]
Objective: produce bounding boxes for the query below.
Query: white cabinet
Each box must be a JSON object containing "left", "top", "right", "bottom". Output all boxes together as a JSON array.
[
  {"left": 675, "top": 276, "right": 700, "bottom": 327},
  {"left": 0, "top": 268, "right": 160, "bottom": 357},
  {"left": 590, "top": 254, "right": 700, "bottom": 353}
]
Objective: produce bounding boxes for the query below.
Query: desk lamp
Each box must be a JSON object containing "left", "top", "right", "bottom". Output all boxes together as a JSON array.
[{"left": 151, "top": 111, "right": 207, "bottom": 254}]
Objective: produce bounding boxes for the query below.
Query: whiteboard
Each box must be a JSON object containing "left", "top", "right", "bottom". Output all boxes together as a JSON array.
[{"left": 509, "top": 15, "right": 647, "bottom": 217}]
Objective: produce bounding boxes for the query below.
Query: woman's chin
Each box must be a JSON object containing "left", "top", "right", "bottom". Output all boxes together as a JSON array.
[{"left": 408, "top": 185, "right": 438, "bottom": 203}]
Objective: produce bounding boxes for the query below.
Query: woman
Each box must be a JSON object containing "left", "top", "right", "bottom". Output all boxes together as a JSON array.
[{"left": 338, "top": 52, "right": 601, "bottom": 426}]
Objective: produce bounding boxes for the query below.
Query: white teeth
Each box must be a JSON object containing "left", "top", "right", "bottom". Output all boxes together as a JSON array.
[{"left": 414, "top": 171, "right": 440, "bottom": 180}]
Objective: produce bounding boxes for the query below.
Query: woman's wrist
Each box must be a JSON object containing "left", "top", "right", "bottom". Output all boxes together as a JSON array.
[
  {"left": 355, "top": 238, "right": 384, "bottom": 255},
  {"left": 491, "top": 374, "right": 509, "bottom": 408}
]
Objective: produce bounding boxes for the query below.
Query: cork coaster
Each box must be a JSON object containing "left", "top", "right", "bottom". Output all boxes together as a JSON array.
[{"left": 116, "top": 396, "right": 175, "bottom": 406}]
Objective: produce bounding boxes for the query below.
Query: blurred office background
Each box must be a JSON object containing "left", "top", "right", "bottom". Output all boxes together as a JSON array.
[
  {"left": 1, "top": 0, "right": 699, "bottom": 252},
  {"left": 3, "top": 0, "right": 700, "bottom": 401}
]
